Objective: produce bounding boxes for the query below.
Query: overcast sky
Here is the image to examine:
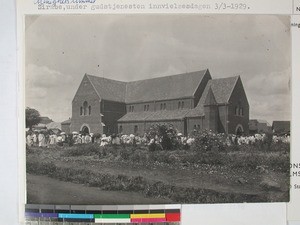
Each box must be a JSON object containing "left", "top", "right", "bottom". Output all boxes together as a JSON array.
[{"left": 25, "top": 14, "right": 291, "bottom": 124}]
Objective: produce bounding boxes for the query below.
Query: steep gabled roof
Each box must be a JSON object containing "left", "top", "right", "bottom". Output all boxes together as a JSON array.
[
  {"left": 84, "top": 70, "right": 209, "bottom": 103},
  {"left": 209, "top": 76, "right": 239, "bottom": 104},
  {"left": 186, "top": 76, "right": 239, "bottom": 118},
  {"left": 86, "top": 74, "right": 127, "bottom": 102},
  {"left": 125, "top": 70, "right": 208, "bottom": 103},
  {"left": 204, "top": 87, "right": 217, "bottom": 106}
]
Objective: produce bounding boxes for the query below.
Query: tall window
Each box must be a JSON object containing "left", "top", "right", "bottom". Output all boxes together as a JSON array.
[
  {"left": 83, "top": 101, "right": 88, "bottom": 115},
  {"left": 88, "top": 106, "right": 91, "bottom": 115},
  {"left": 129, "top": 105, "right": 134, "bottom": 112},
  {"left": 144, "top": 104, "right": 150, "bottom": 111},
  {"left": 239, "top": 107, "right": 244, "bottom": 116},
  {"left": 235, "top": 105, "right": 244, "bottom": 116},
  {"left": 235, "top": 106, "right": 239, "bottom": 115},
  {"left": 163, "top": 103, "right": 166, "bottom": 110},
  {"left": 178, "top": 101, "right": 184, "bottom": 109},
  {"left": 80, "top": 106, "right": 83, "bottom": 115},
  {"left": 119, "top": 125, "right": 123, "bottom": 133},
  {"left": 160, "top": 103, "right": 163, "bottom": 110}
]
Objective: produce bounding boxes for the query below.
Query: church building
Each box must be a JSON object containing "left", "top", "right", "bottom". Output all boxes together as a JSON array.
[{"left": 67, "top": 69, "right": 249, "bottom": 135}]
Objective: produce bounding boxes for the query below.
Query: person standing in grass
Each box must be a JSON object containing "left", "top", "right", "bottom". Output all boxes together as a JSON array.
[
  {"left": 26, "top": 132, "right": 33, "bottom": 147},
  {"left": 32, "top": 132, "right": 37, "bottom": 146},
  {"left": 38, "top": 132, "right": 45, "bottom": 147}
]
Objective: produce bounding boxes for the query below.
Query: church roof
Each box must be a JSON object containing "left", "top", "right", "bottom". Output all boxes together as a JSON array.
[
  {"left": 209, "top": 76, "right": 239, "bottom": 104},
  {"left": 118, "top": 111, "right": 153, "bottom": 122},
  {"left": 86, "top": 74, "right": 127, "bottom": 102},
  {"left": 204, "top": 87, "right": 217, "bottom": 106},
  {"left": 85, "top": 69, "right": 209, "bottom": 103},
  {"left": 186, "top": 76, "right": 239, "bottom": 117},
  {"left": 125, "top": 70, "right": 209, "bottom": 103},
  {"left": 118, "top": 109, "right": 190, "bottom": 122}
]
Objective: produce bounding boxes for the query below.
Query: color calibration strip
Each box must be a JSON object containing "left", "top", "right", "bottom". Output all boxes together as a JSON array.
[{"left": 25, "top": 204, "right": 181, "bottom": 224}]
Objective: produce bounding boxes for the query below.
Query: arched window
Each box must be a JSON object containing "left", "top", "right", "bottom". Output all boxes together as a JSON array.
[
  {"left": 235, "top": 106, "right": 239, "bottom": 115},
  {"left": 80, "top": 106, "right": 83, "bottom": 115},
  {"left": 88, "top": 106, "right": 91, "bottom": 115},
  {"left": 240, "top": 107, "right": 243, "bottom": 116},
  {"left": 83, "top": 101, "right": 88, "bottom": 115}
]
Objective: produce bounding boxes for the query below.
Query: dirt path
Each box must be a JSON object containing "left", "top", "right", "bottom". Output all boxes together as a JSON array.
[{"left": 27, "top": 174, "right": 171, "bottom": 205}]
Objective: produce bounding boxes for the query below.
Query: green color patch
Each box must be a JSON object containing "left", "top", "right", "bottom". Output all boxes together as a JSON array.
[{"left": 94, "top": 214, "right": 130, "bottom": 219}]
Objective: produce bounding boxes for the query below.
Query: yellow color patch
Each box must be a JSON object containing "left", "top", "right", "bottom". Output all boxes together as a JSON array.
[{"left": 130, "top": 213, "right": 165, "bottom": 219}]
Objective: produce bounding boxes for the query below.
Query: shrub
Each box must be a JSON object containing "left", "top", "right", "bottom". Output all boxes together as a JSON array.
[
  {"left": 191, "top": 130, "right": 226, "bottom": 152},
  {"left": 61, "top": 143, "right": 100, "bottom": 157},
  {"left": 120, "top": 147, "right": 134, "bottom": 160},
  {"left": 148, "top": 142, "right": 163, "bottom": 152},
  {"left": 147, "top": 124, "right": 179, "bottom": 150}
]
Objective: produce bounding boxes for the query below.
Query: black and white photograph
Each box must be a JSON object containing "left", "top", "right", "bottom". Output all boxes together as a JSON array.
[{"left": 25, "top": 14, "right": 291, "bottom": 205}]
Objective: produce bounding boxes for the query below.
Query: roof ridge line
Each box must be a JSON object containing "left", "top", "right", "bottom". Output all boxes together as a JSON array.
[
  {"left": 191, "top": 69, "right": 210, "bottom": 97},
  {"left": 86, "top": 73, "right": 127, "bottom": 83},
  {"left": 127, "top": 69, "right": 208, "bottom": 83},
  {"left": 226, "top": 75, "right": 240, "bottom": 103},
  {"left": 85, "top": 74, "right": 102, "bottom": 100}
]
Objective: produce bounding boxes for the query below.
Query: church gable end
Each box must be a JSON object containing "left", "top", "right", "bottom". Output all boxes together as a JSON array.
[
  {"left": 70, "top": 74, "right": 102, "bottom": 134},
  {"left": 227, "top": 76, "right": 249, "bottom": 134}
]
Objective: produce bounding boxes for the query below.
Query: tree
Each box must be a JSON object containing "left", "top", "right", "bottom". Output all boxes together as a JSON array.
[{"left": 25, "top": 107, "right": 41, "bottom": 129}]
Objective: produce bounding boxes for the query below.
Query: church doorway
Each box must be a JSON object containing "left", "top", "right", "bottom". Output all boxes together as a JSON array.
[
  {"left": 81, "top": 126, "right": 89, "bottom": 135},
  {"left": 235, "top": 124, "right": 244, "bottom": 135}
]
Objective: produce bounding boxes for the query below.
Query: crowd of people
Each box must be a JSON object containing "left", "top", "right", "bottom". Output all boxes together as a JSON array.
[
  {"left": 26, "top": 131, "right": 95, "bottom": 147},
  {"left": 26, "top": 129, "right": 290, "bottom": 149}
]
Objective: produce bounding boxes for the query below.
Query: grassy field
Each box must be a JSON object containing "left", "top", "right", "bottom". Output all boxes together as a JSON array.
[{"left": 26, "top": 143, "right": 290, "bottom": 204}]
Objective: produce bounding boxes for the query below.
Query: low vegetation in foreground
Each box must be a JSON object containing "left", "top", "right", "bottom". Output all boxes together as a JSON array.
[{"left": 26, "top": 129, "right": 290, "bottom": 204}]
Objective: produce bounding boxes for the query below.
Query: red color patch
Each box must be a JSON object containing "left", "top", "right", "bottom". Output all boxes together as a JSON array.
[{"left": 166, "top": 213, "right": 181, "bottom": 222}]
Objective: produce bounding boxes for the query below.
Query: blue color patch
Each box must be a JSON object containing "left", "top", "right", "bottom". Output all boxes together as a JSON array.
[{"left": 58, "top": 213, "right": 94, "bottom": 219}]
